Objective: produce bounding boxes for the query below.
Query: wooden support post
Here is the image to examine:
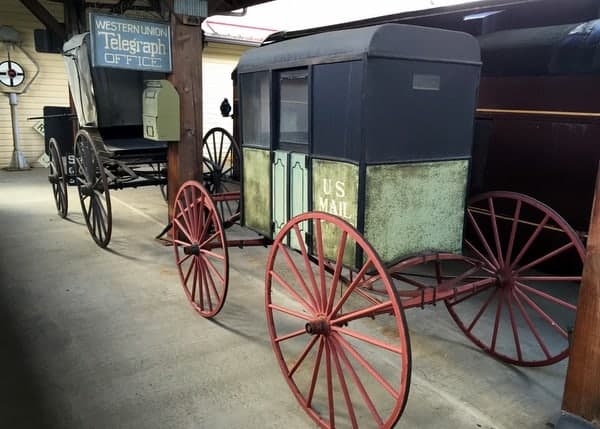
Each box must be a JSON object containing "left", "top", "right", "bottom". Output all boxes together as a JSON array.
[
  {"left": 561, "top": 164, "right": 600, "bottom": 426},
  {"left": 167, "top": 13, "right": 204, "bottom": 220}
]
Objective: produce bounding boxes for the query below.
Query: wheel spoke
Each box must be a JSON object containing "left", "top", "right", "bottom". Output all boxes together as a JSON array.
[
  {"left": 505, "top": 199, "right": 521, "bottom": 265},
  {"left": 513, "top": 291, "right": 552, "bottom": 359},
  {"left": 268, "top": 303, "right": 311, "bottom": 321},
  {"left": 329, "top": 259, "right": 373, "bottom": 318},
  {"left": 467, "top": 208, "right": 500, "bottom": 268},
  {"left": 515, "top": 242, "right": 575, "bottom": 274},
  {"left": 506, "top": 293, "right": 523, "bottom": 361},
  {"left": 199, "top": 248, "right": 225, "bottom": 261},
  {"left": 467, "top": 288, "right": 498, "bottom": 333},
  {"left": 277, "top": 243, "right": 319, "bottom": 312},
  {"left": 510, "top": 214, "right": 550, "bottom": 269},
  {"left": 90, "top": 197, "right": 98, "bottom": 237},
  {"left": 329, "top": 338, "right": 359, "bottom": 429},
  {"left": 202, "top": 254, "right": 225, "bottom": 284},
  {"left": 515, "top": 288, "right": 568, "bottom": 339},
  {"left": 324, "top": 339, "right": 335, "bottom": 429},
  {"left": 490, "top": 291, "right": 504, "bottom": 352},
  {"left": 199, "top": 230, "right": 220, "bottom": 249},
  {"left": 202, "top": 257, "right": 222, "bottom": 303},
  {"left": 293, "top": 225, "right": 322, "bottom": 310},
  {"left": 269, "top": 270, "right": 317, "bottom": 314},
  {"left": 333, "top": 332, "right": 399, "bottom": 399},
  {"left": 287, "top": 335, "right": 318, "bottom": 377},
  {"left": 174, "top": 239, "right": 192, "bottom": 247},
  {"left": 315, "top": 219, "right": 327, "bottom": 311},
  {"left": 219, "top": 134, "right": 228, "bottom": 171},
  {"left": 326, "top": 231, "right": 348, "bottom": 315},
  {"left": 173, "top": 218, "right": 194, "bottom": 243},
  {"left": 197, "top": 209, "right": 214, "bottom": 243},
  {"left": 182, "top": 187, "right": 197, "bottom": 239},
  {"left": 332, "top": 326, "right": 404, "bottom": 355},
  {"left": 183, "top": 256, "right": 195, "bottom": 287},
  {"left": 464, "top": 239, "right": 497, "bottom": 270},
  {"left": 516, "top": 281, "right": 576, "bottom": 311},
  {"left": 191, "top": 259, "right": 198, "bottom": 301},
  {"left": 518, "top": 275, "right": 581, "bottom": 282},
  {"left": 275, "top": 328, "right": 307, "bottom": 344},
  {"left": 200, "top": 258, "right": 213, "bottom": 311},
  {"left": 330, "top": 335, "right": 384, "bottom": 426},
  {"left": 488, "top": 197, "right": 504, "bottom": 266},
  {"left": 306, "top": 337, "right": 325, "bottom": 407},
  {"left": 176, "top": 253, "right": 193, "bottom": 266},
  {"left": 176, "top": 199, "right": 194, "bottom": 238}
]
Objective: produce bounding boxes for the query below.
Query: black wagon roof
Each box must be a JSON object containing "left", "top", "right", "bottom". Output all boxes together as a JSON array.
[{"left": 237, "top": 23, "right": 480, "bottom": 73}]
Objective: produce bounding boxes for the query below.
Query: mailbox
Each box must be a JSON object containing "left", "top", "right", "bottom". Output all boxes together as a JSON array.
[{"left": 143, "top": 79, "right": 180, "bottom": 141}]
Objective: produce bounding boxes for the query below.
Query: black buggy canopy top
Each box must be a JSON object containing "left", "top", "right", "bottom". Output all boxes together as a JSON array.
[{"left": 237, "top": 24, "right": 480, "bottom": 73}]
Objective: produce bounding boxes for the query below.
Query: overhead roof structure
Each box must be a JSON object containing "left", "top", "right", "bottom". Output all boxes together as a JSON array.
[
  {"left": 43, "top": 0, "right": 271, "bottom": 16},
  {"left": 19, "top": 0, "right": 273, "bottom": 41},
  {"left": 264, "top": 0, "right": 600, "bottom": 44}
]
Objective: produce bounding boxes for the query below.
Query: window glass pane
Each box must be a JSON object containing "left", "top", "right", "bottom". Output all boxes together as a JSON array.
[
  {"left": 34, "top": 29, "right": 63, "bottom": 53},
  {"left": 240, "top": 72, "right": 270, "bottom": 147},
  {"left": 279, "top": 72, "right": 308, "bottom": 145}
]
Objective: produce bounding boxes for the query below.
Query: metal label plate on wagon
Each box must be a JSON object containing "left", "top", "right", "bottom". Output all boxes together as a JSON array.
[{"left": 89, "top": 13, "right": 172, "bottom": 73}]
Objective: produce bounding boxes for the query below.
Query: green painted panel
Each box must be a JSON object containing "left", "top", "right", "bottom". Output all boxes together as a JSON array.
[
  {"left": 312, "top": 159, "right": 358, "bottom": 267},
  {"left": 289, "top": 153, "right": 308, "bottom": 250},
  {"left": 272, "top": 151, "right": 288, "bottom": 237},
  {"left": 242, "top": 147, "right": 271, "bottom": 237},
  {"left": 364, "top": 160, "right": 469, "bottom": 263}
]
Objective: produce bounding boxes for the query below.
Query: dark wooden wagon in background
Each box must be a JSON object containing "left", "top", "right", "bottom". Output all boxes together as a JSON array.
[{"left": 170, "top": 24, "right": 585, "bottom": 428}]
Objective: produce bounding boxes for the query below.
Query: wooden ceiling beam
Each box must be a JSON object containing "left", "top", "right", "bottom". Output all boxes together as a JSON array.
[{"left": 19, "top": 0, "right": 66, "bottom": 41}]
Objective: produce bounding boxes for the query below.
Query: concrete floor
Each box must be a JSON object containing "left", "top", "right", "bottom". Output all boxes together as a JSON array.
[{"left": 0, "top": 168, "right": 568, "bottom": 429}]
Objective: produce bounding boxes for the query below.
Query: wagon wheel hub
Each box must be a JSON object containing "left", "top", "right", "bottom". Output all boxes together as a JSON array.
[
  {"left": 305, "top": 318, "right": 330, "bottom": 336},
  {"left": 80, "top": 184, "right": 94, "bottom": 197},
  {"left": 495, "top": 267, "right": 515, "bottom": 289},
  {"left": 183, "top": 243, "right": 200, "bottom": 256}
]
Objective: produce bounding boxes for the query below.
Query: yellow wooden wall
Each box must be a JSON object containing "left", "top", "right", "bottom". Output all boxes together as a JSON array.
[{"left": 0, "top": 0, "right": 69, "bottom": 167}]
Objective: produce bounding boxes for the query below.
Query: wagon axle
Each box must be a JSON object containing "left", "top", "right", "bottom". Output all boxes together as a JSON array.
[
  {"left": 305, "top": 318, "right": 330, "bottom": 336},
  {"left": 183, "top": 243, "right": 200, "bottom": 256}
]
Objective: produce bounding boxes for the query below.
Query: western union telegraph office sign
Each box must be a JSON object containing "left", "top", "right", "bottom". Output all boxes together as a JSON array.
[{"left": 90, "top": 13, "right": 172, "bottom": 72}]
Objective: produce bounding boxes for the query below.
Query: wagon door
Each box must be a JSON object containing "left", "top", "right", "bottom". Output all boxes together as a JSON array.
[{"left": 272, "top": 70, "right": 309, "bottom": 249}]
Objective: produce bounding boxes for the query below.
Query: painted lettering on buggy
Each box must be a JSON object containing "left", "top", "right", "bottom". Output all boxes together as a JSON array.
[{"left": 318, "top": 179, "right": 352, "bottom": 220}]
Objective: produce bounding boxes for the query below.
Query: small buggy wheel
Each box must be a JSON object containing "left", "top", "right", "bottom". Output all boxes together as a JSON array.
[
  {"left": 266, "top": 212, "right": 411, "bottom": 429},
  {"left": 446, "top": 191, "right": 584, "bottom": 366},
  {"left": 202, "top": 127, "right": 240, "bottom": 225},
  {"left": 173, "top": 181, "right": 229, "bottom": 318},
  {"left": 48, "top": 138, "right": 68, "bottom": 218},
  {"left": 74, "top": 130, "right": 112, "bottom": 248}
]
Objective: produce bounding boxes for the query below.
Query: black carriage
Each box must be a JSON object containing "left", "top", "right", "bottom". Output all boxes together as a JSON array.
[
  {"left": 169, "top": 24, "right": 585, "bottom": 428},
  {"left": 46, "top": 32, "right": 241, "bottom": 247},
  {"left": 46, "top": 32, "right": 170, "bottom": 247}
]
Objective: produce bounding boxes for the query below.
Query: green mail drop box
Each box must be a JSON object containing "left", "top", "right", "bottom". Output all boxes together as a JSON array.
[{"left": 142, "top": 79, "right": 180, "bottom": 141}]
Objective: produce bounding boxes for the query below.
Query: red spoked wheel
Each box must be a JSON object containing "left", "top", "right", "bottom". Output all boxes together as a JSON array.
[
  {"left": 446, "top": 191, "right": 585, "bottom": 366},
  {"left": 173, "top": 181, "right": 229, "bottom": 318},
  {"left": 266, "top": 212, "right": 411, "bottom": 429}
]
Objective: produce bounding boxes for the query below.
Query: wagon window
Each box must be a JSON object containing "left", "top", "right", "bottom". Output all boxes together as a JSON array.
[
  {"left": 279, "top": 70, "right": 308, "bottom": 148},
  {"left": 240, "top": 72, "right": 271, "bottom": 148}
]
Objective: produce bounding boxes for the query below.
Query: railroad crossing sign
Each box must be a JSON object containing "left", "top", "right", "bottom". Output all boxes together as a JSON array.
[{"left": 0, "top": 60, "right": 25, "bottom": 87}]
